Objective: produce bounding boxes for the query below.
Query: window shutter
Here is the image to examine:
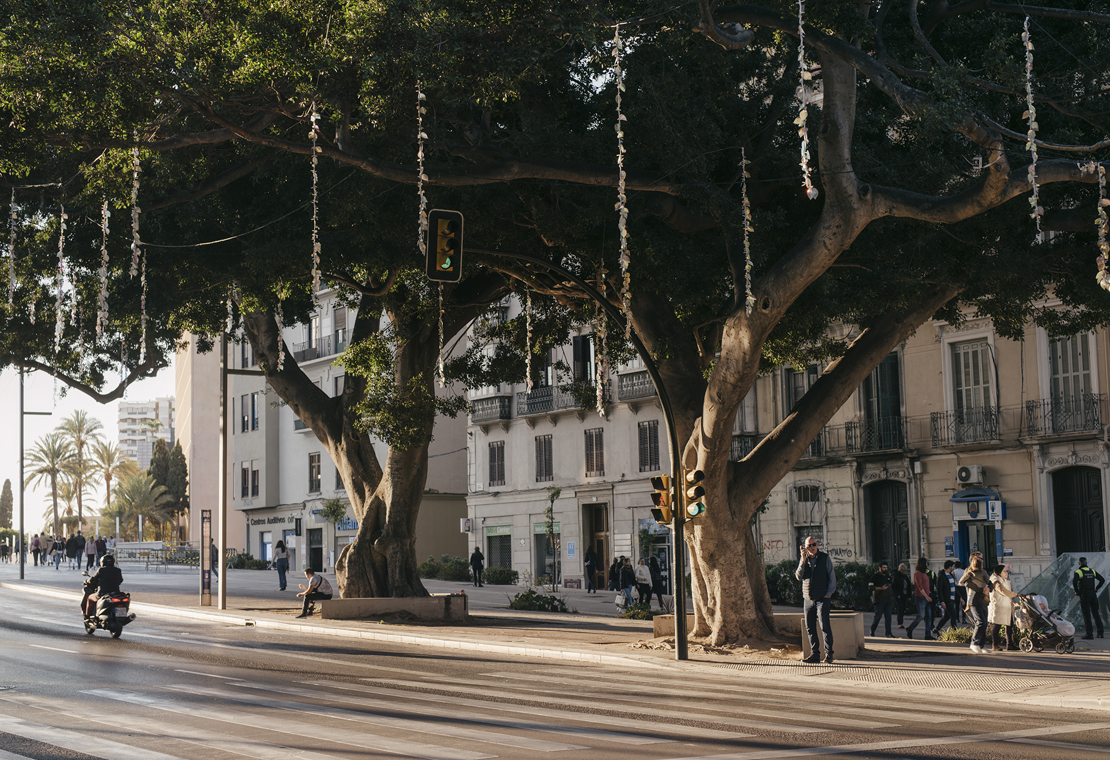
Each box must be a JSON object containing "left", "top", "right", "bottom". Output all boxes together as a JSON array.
[
  {"left": 638, "top": 422, "right": 648, "bottom": 469},
  {"left": 535, "top": 437, "right": 543, "bottom": 482},
  {"left": 334, "top": 307, "right": 347, "bottom": 331},
  {"left": 584, "top": 430, "right": 594, "bottom": 474},
  {"left": 596, "top": 429, "right": 604, "bottom": 475}
]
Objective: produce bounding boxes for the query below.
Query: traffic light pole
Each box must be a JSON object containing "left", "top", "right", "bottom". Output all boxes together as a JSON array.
[{"left": 468, "top": 246, "right": 689, "bottom": 660}]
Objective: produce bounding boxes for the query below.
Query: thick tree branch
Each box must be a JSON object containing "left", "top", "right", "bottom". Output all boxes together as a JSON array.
[
  {"left": 147, "top": 158, "right": 269, "bottom": 211},
  {"left": 695, "top": 0, "right": 755, "bottom": 49},
  {"left": 6, "top": 336, "right": 166, "bottom": 404}
]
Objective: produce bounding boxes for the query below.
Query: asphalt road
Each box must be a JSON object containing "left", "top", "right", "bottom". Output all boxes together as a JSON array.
[{"left": 1, "top": 586, "right": 1109, "bottom": 760}]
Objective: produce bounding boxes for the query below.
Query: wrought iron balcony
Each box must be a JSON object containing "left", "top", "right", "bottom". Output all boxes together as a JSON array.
[
  {"left": 930, "top": 407, "right": 1000, "bottom": 446},
  {"left": 730, "top": 433, "right": 761, "bottom": 460},
  {"left": 470, "top": 395, "right": 512, "bottom": 423},
  {"left": 846, "top": 415, "right": 907, "bottom": 453},
  {"left": 516, "top": 384, "right": 607, "bottom": 416},
  {"left": 291, "top": 333, "right": 348, "bottom": 363},
  {"left": 617, "top": 370, "right": 656, "bottom": 401},
  {"left": 1025, "top": 394, "right": 1105, "bottom": 437}
]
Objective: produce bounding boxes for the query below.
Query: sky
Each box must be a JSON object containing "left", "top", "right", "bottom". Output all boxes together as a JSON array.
[{"left": 0, "top": 359, "right": 176, "bottom": 536}]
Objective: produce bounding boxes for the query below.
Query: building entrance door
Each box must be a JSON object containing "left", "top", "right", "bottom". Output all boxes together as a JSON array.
[
  {"left": 866, "top": 481, "right": 909, "bottom": 566},
  {"left": 307, "top": 528, "right": 323, "bottom": 572},
  {"left": 582, "top": 504, "right": 609, "bottom": 590},
  {"left": 1052, "top": 466, "right": 1107, "bottom": 553}
]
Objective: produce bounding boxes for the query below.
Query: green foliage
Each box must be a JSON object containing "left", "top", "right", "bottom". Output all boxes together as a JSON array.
[
  {"left": 619, "top": 602, "right": 656, "bottom": 620},
  {"left": 937, "top": 626, "right": 973, "bottom": 644},
  {"left": 507, "top": 587, "right": 571, "bottom": 613},
  {"left": 0, "top": 479, "right": 12, "bottom": 529},
  {"left": 318, "top": 498, "right": 348, "bottom": 526},
  {"left": 765, "top": 559, "right": 883, "bottom": 611},
  {"left": 148, "top": 438, "right": 171, "bottom": 493},
  {"left": 230, "top": 552, "right": 268, "bottom": 570},
  {"left": 483, "top": 566, "right": 519, "bottom": 585},
  {"left": 166, "top": 442, "right": 189, "bottom": 517},
  {"left": 417, "top": 554, "right": 472, "bottom": 582}
]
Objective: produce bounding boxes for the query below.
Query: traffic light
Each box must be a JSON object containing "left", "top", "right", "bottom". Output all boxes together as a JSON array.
[
  {"left": 684, "top": 468, "right": 706, "bottom": 518},
  {"left": 425, "top": 209, "right": 464, "bottom": 282},
  {"left": 649, "top": 475, "right": 672, "bottom": 524}
]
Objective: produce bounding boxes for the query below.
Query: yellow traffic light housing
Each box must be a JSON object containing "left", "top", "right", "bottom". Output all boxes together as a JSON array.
[
  {"left": 425, "top": 209, "right": 463, "bottom": 282},
  {"left": 684, "top": 468, "right": 706, "bottom": 518},
  {"left": 650, "top": 475, "right": 673, "bottom": 524}
]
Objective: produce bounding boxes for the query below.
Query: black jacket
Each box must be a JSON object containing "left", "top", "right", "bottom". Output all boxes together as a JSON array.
[
  {"left": 84, "top": 566, "right": 123, "bottom": 596},
  {"left": 619, "top": 564, "right": 636, "bottom": 590},
  {"left": 469, "top": 549, "right": 484, "bottom": 571},
  {"left": 1074, "top": 566, "right": 1106, "bottom": 596},
  {"left": 893, "top": 571, "right": 913, "bottom": 600}
]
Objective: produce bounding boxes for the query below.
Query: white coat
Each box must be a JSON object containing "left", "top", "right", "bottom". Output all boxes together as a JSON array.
[{"left": 987, "top": 573, "right": 1019, "bottom": 625}]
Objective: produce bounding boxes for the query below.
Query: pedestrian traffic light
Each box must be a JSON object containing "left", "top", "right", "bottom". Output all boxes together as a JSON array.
[
  {"left": 425, "top": 209, "right": 463, "bottom": 282},
  {"left": 650, "top": 475, "right": 672, "bottom": 524},
  {"left": 684, "top": 468, "right": 706, "bottom": 518}
]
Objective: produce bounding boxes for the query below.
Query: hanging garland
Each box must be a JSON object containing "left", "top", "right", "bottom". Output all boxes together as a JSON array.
[
  {"left": 130, "top": 137, "right": 142, "bottom": 277},
  {"left": 612, "top": 25, "right": 632, "bottom": 335},
  {"left": 309, "top": 107, "right": 322, "bottom": 305},
  {"left": 28, "top": 296, "right": 35, "bottom": 324},
  {"left": 7, "top": 189, "right": 16, "bottom": 307},
  {"left": 138, "top": 255, "right": 147, "bottom": 364},
  {"left": 226, "top": 287, "right": 235, "bottom": 333},
  {"left": 595, "top": 266, "right": 608, "bottom": 416},
  {"left": 416, "top": 86, "right": 429, "bottom": 262},
  {"left": 1023, "top": 16, "right": 1042, "bottom": 239},
  {"left": 437, "top": 284, "right": 446, "bottom": 387},
  {"left": 54, "top": 204, "right": 67, "bottom": 357},
  {"left": 796, "top": 0, "right": 818, "bottom": 200},
  {"left": 96, "top": 199, "right": 110, "bottom": 340},
  {"left": 1095, "top": 163, "right": 1109, "bottom": 291},
  {"left": 525, "top": 289, "right": 533, "bottom": 392},
  {"left": 275, "top": 298, "right": 286, "bottom": 371},
  {"left": 741, "top": 148, "right": 755, "bottom": 315}
]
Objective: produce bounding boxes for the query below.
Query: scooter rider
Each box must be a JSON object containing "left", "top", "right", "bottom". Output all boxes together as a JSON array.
[
  {"left": 82, "top": 554, "right": 123, "bottom": 618},
  {"left": 1074, "top": 557, "right": 1106, "bottom": 640}
]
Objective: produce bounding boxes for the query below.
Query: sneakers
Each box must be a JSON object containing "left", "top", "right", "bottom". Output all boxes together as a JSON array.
[
  {"left": 823, "top": 656, "right": 834, "bottom": 665},
  {"left": 969, "top": 644, "right": 985, "bottom": 653},
  {"left": 802, "top": 654, "right": 820, "bottom": 664}
]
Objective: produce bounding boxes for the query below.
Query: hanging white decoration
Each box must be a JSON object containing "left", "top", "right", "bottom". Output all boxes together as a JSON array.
[
  {"left": 525, "top": 289, "right": 533, "bottom": 392},
  {"left": 226, "top": 288, "right": 235, "bottom": 333},
  {"left": 130, "top": 136, "right": 142, "bottom": 277},
  {"left": 54, "top": 204, "right": 67, "bottom": 357},
  {"left": 28, "top": 297, "right": 35, "bottom": 324},
  {"left": 275, "top": 299, "right": 286, "bottom": 371},
  {"left": 96, "top": 199, "right": 110, "bottom": 340},
  {"left": 138, "top": 254, "right": 147, "bottom": 364},
  {"left": 612, "top": 24, "right": 633, "bottom": 336},
  {"left": 309, "top": 107, "right": 321, "bottom": 305},
  {"left": 437, "top": 284, "right": 445, "bottom": 387},
  {"left": 1095, "top": 164, "right": 1109, "bottom": 291},
  {"left": 796, "top": 0, "right": 818, "bottom": 200},
  {"left": 7, "top": 189, "right": 16, "bottom": 307},
  {"left": 1023, "top": 16, "right": 1042, "bottom": 239},
  {"left": 741, "top": 148, "right": 756, "bottom": 315},
  {"left": 69, "top": 293, "right": 77, "bottom": 326},
  {"left": 595, "top": 267, "right": 608, "bottom": 416},
  {"left": 416, "top": 86, "right": 429, "bottom": 262}
]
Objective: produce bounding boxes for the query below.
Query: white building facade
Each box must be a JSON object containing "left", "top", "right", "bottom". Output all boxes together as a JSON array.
[{"left": 118, "top": 396, "right": 175, "bottom": 469}]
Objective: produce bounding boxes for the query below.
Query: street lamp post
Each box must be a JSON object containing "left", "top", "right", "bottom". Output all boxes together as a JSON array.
[{"left": 18, "top": 368, "right": 53, "bottom": 580}]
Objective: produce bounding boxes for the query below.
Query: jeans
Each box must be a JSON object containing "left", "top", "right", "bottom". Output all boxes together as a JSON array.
[
  {"left": 906, "top": 597, "right": 933, "bottom": 637},
  {"left": 803, "top": 597, "right": 834, "bottom": 660},
  {"left": 968, "top": 603, "right": 988, "bottom": 646},
  {"left": 275, "top": 558, "right": 289, "bottom": 590},
  {"left": 933, "top": 599, "right": 956, "bottom": 633},
  {"left": 300, "top": 591, "right": 332, "bottom": 616},
  {"left": 622, "top": 586, "right": 634, "bottom": 607},
  {"left": 86, "top": 554, "right": 96, "bottom": 571},
  {"left": 871, "top": 601, "right": 893, "bottom": 636},
  {"left": 53, "top": 552, "right": 62, "bottom": 569}
]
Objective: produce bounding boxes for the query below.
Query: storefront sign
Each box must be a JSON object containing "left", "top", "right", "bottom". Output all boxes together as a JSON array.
[
  {"left": 944, "top": 535, "right": 954, "bottom": 557},
  {"left": 485, "top": 525, "right": 511, "bottom": 536},
  {"left": 987, "top": 500, "right": 1006, "bottom": 520},
  {"left": 336, "top": 517, "right": 358, "bottom": 531},
  {"left": 249, "top": 516, "right": 288, "bottom": 526},
  {"left": 533, "top": 522, "right": 560, "bottom": 534}
]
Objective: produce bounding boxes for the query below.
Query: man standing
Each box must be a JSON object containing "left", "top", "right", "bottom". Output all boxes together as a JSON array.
[
  {"left": 868, "top": 562, "right": 894, "bottom": 638},
  {"left": 796, "top": 537, "right": 836, "bottom": 664},
  {"left": 583, "top": 544, "right": 598, "bottom": 593},
  {"left": 1073, "top": 557, "right": 1106, "bottom": 640},
  {"left": 469, "top": 546, "right": 484, "bottom": 587}
]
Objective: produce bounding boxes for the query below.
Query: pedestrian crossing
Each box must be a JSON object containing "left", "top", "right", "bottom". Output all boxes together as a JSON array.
[{"left": 0, "top": 668, "right": 1106, "bottom": 760}]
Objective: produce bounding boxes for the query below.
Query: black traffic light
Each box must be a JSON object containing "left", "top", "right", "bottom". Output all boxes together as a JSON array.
[
  {"left": 650, "top": 475, "right": 673, "bottom": 524},
  {"left": 425, "top": 209, "right": 464, "bottom": 282},
  {"left": 684, "top": 468, "right": 706, "bottom": 518}
]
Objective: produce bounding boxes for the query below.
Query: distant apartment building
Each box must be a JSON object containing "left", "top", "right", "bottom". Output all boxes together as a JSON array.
[{"left": 118, "top": 397, "right": 175, "bottom": 469}]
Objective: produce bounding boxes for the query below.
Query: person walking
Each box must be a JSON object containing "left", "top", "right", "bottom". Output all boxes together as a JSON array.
[
  {"left": 273, "top": 540, "right": 290, "bottom": 591},
  {"left": 634, "top": 558, "right": 652, "bottom": 605},
  {"left": 583, "top": 545, "right": 599, "bottom": 593},
  {"left": 295, "top": 568, "right": 333, "bottom": 618},
  {"left": 30, "top": 534, "right": 41, "bottom": 567},
  {"left": 905, "top": 558, "right": 935, "bottom": 640},
  {"left": 469, "top": 546, "right": 484, "bottom": 588},
  {"left": 796, "top": 537, "right": 836, "bottom": 664},
  {"left": 618, "top": 557, "right": 636, "bottom": 609},
  {"left": 83, "top": 534, "right": 97, "bottom": 571},
  {"left": 608, "top": 557, "right": 621, "bottom": 591},
  {"left": 649, "top": 556, "right": 667, "bottom": 609},
  {"left": 986, "top": 564, "right": 1020, "bottom": 651},
  {"left": 951, "top": 561, "right": 967, "bottom": 626},
  {"left": 960, "top": 554, "right": 992, "bottom": 653},
  {"left": 893, "top": 562, "right": 913, "bottom": 630},
  {"left": 66, "top": 533, "right": 82, "bottom": 570},
  {"left": 94, "top": 535, "right": 107, "bottom": 565},
  {"left": 51, "top": 536, "right": 65, "bottom": 570},
  {"left": 868, "top": 562, "right": 894, "bottom": 638},
  {"left": 1073, "top": 557, "right": 1106, "bottom": 639},
  {"left": 933, "top": 560, "right": 958, "bottom": 636}
]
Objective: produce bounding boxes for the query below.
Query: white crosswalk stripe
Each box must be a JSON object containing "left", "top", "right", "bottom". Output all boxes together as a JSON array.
[
  {"left": 85, "top": 688, "right": 496, "bottom": 760},
  {"left": 0, "top": 701, "right": 183, "bottom": 760}
]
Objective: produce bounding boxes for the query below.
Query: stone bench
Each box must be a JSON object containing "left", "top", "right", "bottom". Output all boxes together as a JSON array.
[
  {"left": 319, "top": 593, "right": 468, "bottom": 622},
  {"left": 652, "top": 610, "right": 864, "bottom": 659}
]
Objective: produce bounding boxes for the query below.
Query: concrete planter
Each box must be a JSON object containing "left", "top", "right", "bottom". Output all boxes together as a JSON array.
[
  {"left": 798, "top": 611, "right": 865, "bottom": 659},
  {"left": 320, "top": 593, "right": 468, "bottom": 622},
  {"left": 652, "top": 613, "right": 694, "bottom": 638}
]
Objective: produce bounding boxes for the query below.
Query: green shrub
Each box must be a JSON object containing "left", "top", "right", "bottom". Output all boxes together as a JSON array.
[
  {"left": 484, "top": 566, "right": 518, "bottom": 585},
  {"left": 619, "top": 602, "right": 655, "bottom": 620},
  {"left": 247, "top": 558, "right": 268, "bottom": 570},
  {"left": 417, "top": 556, "right": 439, "bottom": 579},
  {"left": 229, "top": 552, "right": 253, "bottom": 569},
  {"left": 507, "top": 588, "right": 571, "bottom": 612},
  {"left": 937, "top": 626, "right": 973, "bottom": 643},
  {"left": 764, "top": 559, "right": 885, "bottom": 611},
  {"left": 416, "top": 555, "right": 473, "bottom": 581}
]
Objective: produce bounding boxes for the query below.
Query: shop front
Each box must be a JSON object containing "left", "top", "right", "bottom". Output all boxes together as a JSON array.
[{"left": 950, "top": 487, "right": 1007, "bottom": 567}]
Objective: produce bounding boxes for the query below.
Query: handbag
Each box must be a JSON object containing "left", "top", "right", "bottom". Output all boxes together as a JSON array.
[{"left": 614, "top": 592, "right": 627, "bottom": 607}]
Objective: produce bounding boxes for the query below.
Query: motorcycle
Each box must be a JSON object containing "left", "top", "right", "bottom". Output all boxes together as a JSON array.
[{"left": 82, "top": 575, "right": 136, "bottom": 638}]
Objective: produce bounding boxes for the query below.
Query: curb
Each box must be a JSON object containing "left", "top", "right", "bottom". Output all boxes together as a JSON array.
[{"left": 0, "top": 581, "right": 670, "bottom": 670}]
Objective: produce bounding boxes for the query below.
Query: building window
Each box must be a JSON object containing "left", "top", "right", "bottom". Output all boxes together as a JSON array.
[
  {"left": 783, "top": 365, "right": 819, "bottom": 415},
  {"left": 638, "top": 420, "right": 660, "bottom": 472},
  {"left": 1049, "top": 334, "right": 1092, "bottom": 400},
  {"left": 240, "top": 341, "right": 249, "bottom": 369},
  {"left": 952, "top": 340, "right": 993, "bottom": 411},
  {"left": 335, "top": 467, "right": 344, "bottom": 491},
  {"left": 251, "top": 393, "right": 260, "bottom": 431},
  {"left": 241, "top": 464, "right": 249, "bottom": 499},
  {"left": 573, "top": 334, "right": 596, "bottom": 382},
  {"left": 308, "top": 453, "right": 321, "bottom": 493},
  {"left": 585, "top": 428, "right": 604, "bottom": 478},
  {"left": 791, "top": 483, "right": 825, "bottom": 531},
  {"left": 240, "top": 394, "right": 249, "bottom": 433},
  {"left": 535, "top": 435, "right": 553, "bottom": 482},
  {"left": 251, "top": 464, "right": 260, "bottom": 498},
  {"left": 488, "top": 441, "right": 506, "bottom": 487}
]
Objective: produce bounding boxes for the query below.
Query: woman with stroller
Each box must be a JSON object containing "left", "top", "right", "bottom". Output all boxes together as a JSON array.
[
  {"left": 960, "top": 554, "right": 993, "bottom": 654},
  {"left": 986, "top": 564, "right": 1020, "bottom": 652}
]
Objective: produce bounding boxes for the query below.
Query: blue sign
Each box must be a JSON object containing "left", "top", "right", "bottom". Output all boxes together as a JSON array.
[
  {"left": 336, "top": 516, "right": 358, "bottom": 531},
  {"left": 566, "top": 541, "right": 576, "bottom": 559}
]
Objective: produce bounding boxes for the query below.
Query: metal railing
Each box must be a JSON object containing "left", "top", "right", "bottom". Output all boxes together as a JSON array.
[
  {"left": 1025, "top": 393, "right": 1105, "bottom": 437},
  {"left": 931, "top": 407, "right": 1000, "bottom": 446},
  {"left": 617, "top": 371, "right": 656, "bottom": 401},
  {"left": 291, "top": 334, "right": 348, "bottom": 363},
  {"left": 730, "top": 433, "right": 761, "bottom": 460},
  {"left": 846, "top": 415, "right": 907, "bottom": 453},
  {"left": 470, "top": 395, "right": 511, "bottom": 423},
  {"left": 516, "top": 384, "right": 607, "bottom": 416},
  {"left": 294, "top": 418, "right": 309, "bottom": 431}
]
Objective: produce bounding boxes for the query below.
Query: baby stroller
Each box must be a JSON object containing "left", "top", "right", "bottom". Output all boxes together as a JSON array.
[{"left": 1012, "top": 594, "right": 1076, "bottom": 654}]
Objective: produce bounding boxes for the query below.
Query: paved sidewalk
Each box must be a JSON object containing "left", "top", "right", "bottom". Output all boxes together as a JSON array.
[{"left": 2, "top": 560, "right": 1107, "bottom": 712}]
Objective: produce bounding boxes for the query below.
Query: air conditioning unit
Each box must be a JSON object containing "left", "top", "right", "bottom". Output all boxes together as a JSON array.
[{"left": 956, "top": 465, "right": 984, "bottom": 486}]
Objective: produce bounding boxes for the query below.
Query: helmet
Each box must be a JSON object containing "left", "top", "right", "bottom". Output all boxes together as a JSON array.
[{"left": 100, "top": 553, "right": 115, "bottom": 568}]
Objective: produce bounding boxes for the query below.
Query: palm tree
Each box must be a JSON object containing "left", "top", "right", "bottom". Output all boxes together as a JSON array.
[
  {"left": 58, "top": 411, "right": 103, "bottom": 533},
  {"left": 109, "top": 472, "right": 173, "bottom": 541},
  {"left": 25, "top": 433, "right": 76, "bottom": 536},
  {"left": 91, "top": 440, "right": 127, "bottom": 535},
  {"left": 43, "top": 477, "right": 79, "bottom": 534}
]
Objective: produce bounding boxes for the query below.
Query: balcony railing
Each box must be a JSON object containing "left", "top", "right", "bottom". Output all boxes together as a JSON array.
[
  {"left": 931, "top": 407, "right": 1000, "bottom": 446},
  {"left": 291, "top": 333, "right": 348, "bottom": 363},
  {"left": 1025, "top": 394, "right": 1105, "bottom": 437},
  {"left": 617, "top": 371, "right": 656, "bottom": 401},
  {"left": 730, "top": 433, "right": 761, "bottom": 460},
  {"left": 846, "top": 415, "right": 907, "bottom": 453},
  {"left": 471, "top": 396, "right": 511, "bottom": 423},
  {"left": 293, "top": 418, "right": 309, "bottom": 431},
  {"left": 516, "top": 384, "right": 607, "bottom": 416}
]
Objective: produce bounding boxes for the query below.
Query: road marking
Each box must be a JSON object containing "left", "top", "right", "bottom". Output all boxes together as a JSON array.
[
  {"left": 363, "top": 677, "right": 822, "bottom": 735},
  {"left": 659, "top": 721, "right": 1110, "bottom": 759},
  {"left": 169, "top": 682, "right": 588, "bottom": 753},
  {"left": 173, "top": 669, "right": 240, "bottom": 679},
  {"left": 0, "top": 704, "right": 182, "bottom": 760},
  {"left": 1009, "top": 737, "right": 1110, "bottom": 753},
  {"left": 303, "top": 679, "right": 744, "bottom": 742},
  {"left": 85, "top": 688, "right": 496, "bottom": 760},
  {"left": 28, "top": 644, "right": 78, "bottom": 654}
]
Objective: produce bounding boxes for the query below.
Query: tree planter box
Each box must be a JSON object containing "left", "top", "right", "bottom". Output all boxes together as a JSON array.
[
  {"left": 319, "top": 593, "right": 468, "bottom": 622},
  {"left": 798, "top": 611, "right": 865, "bottom": 660},
  {"left": 652, "top": 613, "right": 694, "bottom": 638}
]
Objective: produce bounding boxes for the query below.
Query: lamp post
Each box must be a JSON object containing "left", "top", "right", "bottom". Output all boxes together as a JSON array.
[{"left": 18, "top": 368, "right": 53, "bottom": 580}]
